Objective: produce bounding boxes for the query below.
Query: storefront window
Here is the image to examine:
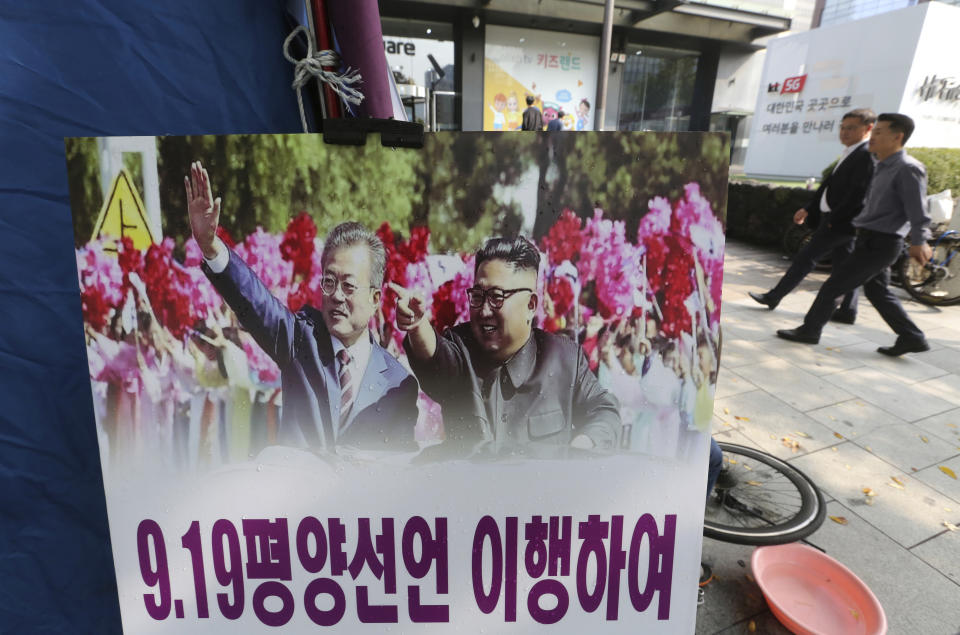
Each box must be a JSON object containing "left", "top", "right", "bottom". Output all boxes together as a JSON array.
[
  {"left": 617, "top": 45, "right": 699, "bottom": 132},
  {"left": 381, "top": 18, "right": 457, "bottom": 130}
]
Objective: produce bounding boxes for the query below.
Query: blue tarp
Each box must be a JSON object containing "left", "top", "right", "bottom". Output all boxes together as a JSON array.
[{"left": 0, "top": 2, "right": 302, "bottom": 630}]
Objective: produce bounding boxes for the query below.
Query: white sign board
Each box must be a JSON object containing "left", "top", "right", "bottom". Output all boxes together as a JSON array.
[{"left": 744, "top": 4, "right": 942, "bottom": 177}]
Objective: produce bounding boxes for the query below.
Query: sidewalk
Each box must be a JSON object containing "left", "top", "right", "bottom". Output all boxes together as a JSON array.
[{"left": 697, "top": 240, "right": 960, "bottom": 634}]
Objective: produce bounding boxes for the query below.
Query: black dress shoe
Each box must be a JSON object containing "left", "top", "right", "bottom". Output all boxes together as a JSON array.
[
  {"left": 776, "top": 327, "right": 820, "bottom": 344},
  {"left": 748, "top": 291, "right": 779, "bottom": 310},
  {"left": 830, "top": 309, "right": 857, "bottom": 325},
  {"left": 877, "top": 338, "right": 930, "bottom": 357}
]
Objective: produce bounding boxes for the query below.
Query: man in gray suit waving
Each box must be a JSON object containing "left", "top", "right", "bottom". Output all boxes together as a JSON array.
[{"left": 186, "top": 161, "right": 419, "bottom": 452}]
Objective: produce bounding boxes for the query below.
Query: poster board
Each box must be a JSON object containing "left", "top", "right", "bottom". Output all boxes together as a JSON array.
[{"left": 66, "top": 130, "right": 729, "bottom": 632}]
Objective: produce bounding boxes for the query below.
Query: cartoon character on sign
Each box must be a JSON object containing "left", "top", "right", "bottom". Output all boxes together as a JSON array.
[
  {"left": 576, "top": 99, "right": 591, "bottom": 131},
  {"left": 561, "top": 112, "right": 576, "bottom": 131},
  {"left": 542, "top": 103, "right": 559, "bottom": 127},
  {"left": 505, "top": 92, "right": 523, "bottom": 131},
  {"left": 489, "top": 93, "right": 507, "bottom": 131}
]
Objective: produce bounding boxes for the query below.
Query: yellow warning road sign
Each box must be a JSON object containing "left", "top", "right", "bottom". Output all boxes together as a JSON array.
[{"left": 91, "top": 170, "right": 156, "bottom": 251}]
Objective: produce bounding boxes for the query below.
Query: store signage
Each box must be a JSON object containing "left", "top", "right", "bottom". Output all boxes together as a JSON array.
[
  {"left": 767, "top": 75, "right": 806, "bottom": 94},
  {"left": 918, "top": 74, "right": 960, "bottom": 103},
  {"left": 384, "top": 40, "right": 416, "bottom": 56}
]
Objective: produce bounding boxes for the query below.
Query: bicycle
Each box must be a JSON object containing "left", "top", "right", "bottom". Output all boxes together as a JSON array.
[
  {"left": 897, "top": 229, "right": 960, "bottom": 306},
  {"left": 702, "top": 442, "right": 826, "bottom": 546}
]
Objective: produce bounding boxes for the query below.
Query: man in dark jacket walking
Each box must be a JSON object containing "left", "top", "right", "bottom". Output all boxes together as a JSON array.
[
  {"left": 749, "top": 108, "right": 876, "bottom": 324},
  {"left": 521, "top": 95, "right": 543, "bottom": 131}
]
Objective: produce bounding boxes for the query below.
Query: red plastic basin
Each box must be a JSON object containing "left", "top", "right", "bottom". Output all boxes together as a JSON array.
[{"left": 751, "top": 543, "right": 887, "bottom": 635}]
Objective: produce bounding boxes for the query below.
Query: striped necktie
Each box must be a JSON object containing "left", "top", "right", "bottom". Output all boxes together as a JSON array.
[{"left": 337, "top": 348, "right": 354, "bottom": 429}]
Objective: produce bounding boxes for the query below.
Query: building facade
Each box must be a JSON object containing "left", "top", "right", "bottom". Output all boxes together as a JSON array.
[{"left": 378, "top": 0, "right": 796, "bottom": 135}]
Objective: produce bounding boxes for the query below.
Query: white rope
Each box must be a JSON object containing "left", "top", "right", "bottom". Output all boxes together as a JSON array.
[{"left": 282, "top": 25, "right": 364, "bottom": 133}]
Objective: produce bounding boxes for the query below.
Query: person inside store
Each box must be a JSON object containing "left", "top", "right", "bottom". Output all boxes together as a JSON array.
[{"left": 521, "top": 94, "right": 544, "bottom": 131}]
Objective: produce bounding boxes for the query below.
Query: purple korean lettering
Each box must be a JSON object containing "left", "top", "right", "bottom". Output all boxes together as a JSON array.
[
  {"left": 297, "top": 517, "right": 346, "bottom": 627},
  {"left": 627, "top": 513, "right": 676, "bottom": 620},
  {"left": 347, "top": 517, "right": 398, "bottom": 623},
  {"left": 212, "top": 519, "right": 244, "bottom": 620},
  {"left": 523, "top": 515, "right": 573, "bottom": 624},
  {"left": 472, "top": 516, "right": 518, "bottom": 620},
  {"left": 402, "top": 516, "right": 450, "bottom": 623},
  {"left": 576, "top": 515, "right": 610, "bottom": 614},
  {"left": 242, "top": 518, "right": 294, "bottom": 626}
]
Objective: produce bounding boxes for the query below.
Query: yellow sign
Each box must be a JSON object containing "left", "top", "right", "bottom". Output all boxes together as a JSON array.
[{"left": 91, "top": 170, "right": 156, "bottom": 251}]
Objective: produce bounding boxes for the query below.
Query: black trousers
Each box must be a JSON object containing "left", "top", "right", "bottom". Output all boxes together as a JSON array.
[
  {"left": 801, "top": 229, "right": 925, "bottom": 341},
  {"left": 768, "top": 221, "right": 858, "bottom": 313}
]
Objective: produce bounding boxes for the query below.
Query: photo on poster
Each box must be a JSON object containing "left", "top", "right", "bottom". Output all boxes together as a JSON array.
[{"left": 67, "top": 131, "right": 729, "bottom": 632}]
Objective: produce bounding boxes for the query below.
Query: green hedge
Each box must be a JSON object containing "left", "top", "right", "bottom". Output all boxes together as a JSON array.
[
  {"left": 909, "top": 147, "right": 960, "bottom": 194},
  {"left": 726, "top": 182, "right": 812, "bottom": 247},
  {"left": 728, "top": 147, "right": 960, "bottom": 248}
]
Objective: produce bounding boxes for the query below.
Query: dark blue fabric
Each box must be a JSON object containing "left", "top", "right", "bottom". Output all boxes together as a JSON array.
[{"left": 0, "top": 2, "right": 301, "bottom": 630}]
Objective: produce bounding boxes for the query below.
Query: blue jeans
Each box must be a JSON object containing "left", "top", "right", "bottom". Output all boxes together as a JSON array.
[{"left": 706, "top": 437, "right": 722, "bottom": 500}]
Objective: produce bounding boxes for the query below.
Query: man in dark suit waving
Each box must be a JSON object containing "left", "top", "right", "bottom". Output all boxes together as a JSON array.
[
  {"left": 186, "top": 161, "right": 419, "bottom": 453},
  {"left": 749, "top": 108, "right": 876, "bottom": 324}
]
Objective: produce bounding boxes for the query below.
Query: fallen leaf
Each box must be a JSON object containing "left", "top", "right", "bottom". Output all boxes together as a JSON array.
[
  {"left": 770, "top": 434, "right": 777, "bottom": 440},
  {"left": 856, "top": 401, "right": 866, "bottom": 407},
  {"left": 743, "top": 464, "right": 753, "bottom": 471},
  {"left": 865, "top": 446, "right": 873, "bottom": 452},
  {"left": 920, "top": 436, "right": 929, "bottom": 443},
  {"left": 829, "top": 515, "right": 848, "bottom": 525},
  {"left": 943, "top": 521, "right": 958, "bottom": 532},
  {"left": 829, "top": 415, "right": 837, "bottom": 421},
  {"left": 832, "top": 447, "right": 838, "bottom": 452},
  {"left": 891, "top": 476, "right": 905, "bottom": 486},
  {"left": 945, "top": 507, "right": 953, "bottom": 512},
  {"left": 729, "top": 458, "right": 738, "bottom": 464},
  {"left": 748, "top": 620, "right": 756, "bottom": 632},
  {"left": 746, "top": 481, "right": 763, "bottom": 487},
  {"left": 948, "top": 423, "right": 957, "bottom": 429},
  {"left": 888, "top": 481, "right": 905, "bottom": 490},
  {"left": 734, "top": 415, "right": 750, "bottom": 422},
  {"left": 940, "top": 466, "right": 958, "bottom": 480},
  {"left": 911, "top": 467, "right": 918, "bottom": 472},
  {"left": 862, "top": 487, "right": 877, "bottom": 496},
  {"left": 845, "top": 464, "right": 852, "bottom": 470},
  {"left": 793, "top": 430, "right": 811, "bottom": 439},
  {"left": 745, "top": 573, "right": 755, "bottom": 583},
  {"left": 723, "top": 421, "right": 732, "bottom": 427},
  {"left": 834, "top": 432, "right": 844, "bottom": 439},
  {"left": 723, "top": 407, "right": 730, "bottom": 415},
  {"left": 825, "top": 346, "right": 836, "bottom": 351}
]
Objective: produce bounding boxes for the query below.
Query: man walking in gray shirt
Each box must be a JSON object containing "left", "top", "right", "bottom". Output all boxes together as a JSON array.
[{"left": 776, "top": 113, "right": 933, "bottom": 356}]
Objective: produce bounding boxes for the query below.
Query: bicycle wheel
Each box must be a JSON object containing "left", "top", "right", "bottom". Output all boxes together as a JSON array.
[
  {"left": 898, "top": 241, "right": 960, "bottom": 306},
  {"left": 703, "top": 442, "right": 825, "bottom": 546}
]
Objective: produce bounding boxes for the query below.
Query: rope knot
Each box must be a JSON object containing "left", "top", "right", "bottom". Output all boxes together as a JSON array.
[{"left": 283, "top": 25, "right": 364, "bottom": 132}]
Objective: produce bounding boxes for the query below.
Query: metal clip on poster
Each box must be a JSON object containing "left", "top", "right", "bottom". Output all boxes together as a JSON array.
[{"left": 320, "top": 117, "right": 424, "bottom": 149}]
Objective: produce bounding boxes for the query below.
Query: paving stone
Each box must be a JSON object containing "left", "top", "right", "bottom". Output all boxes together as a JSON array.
[
  {"left": 913, "top": 373, "right": 960, "bottom": 407},
  {"left": 791, "top": 444, "right": 958, "bottom": 548},
  {"left": 854, "top": 423, "right": 960, "bottom": 473},
  {"left": 833, "top": 341, "right": 949, "bottom": 383},
  {"left": 911, "top": 527, "right": 960, "bottom": 585},
  {"left": 913, "top": 454, "right": 960, "bottom": 505},
  {"left": 718, "top": 338, "right": 778, "bottom": 369},
  {"left": 713, "top": 390, "right": 839, "bottom": 460},
  {"left": 914, "top": 408, "right": 960, "bottom": 445},
  {"left": 715, "top": 368, "right": 759, "bottom": 399},
  {"left": 753, "top": 337, "right": 864, "bottom": 376},
  {"left": 821, "top": 366, "right": 956, "bottom": 422},
  {"left": 806, "top": 398, "right": 904, "bottom": 440},
  {"left": 733, "top": 359, "right": 854, "bottom": 413}
]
